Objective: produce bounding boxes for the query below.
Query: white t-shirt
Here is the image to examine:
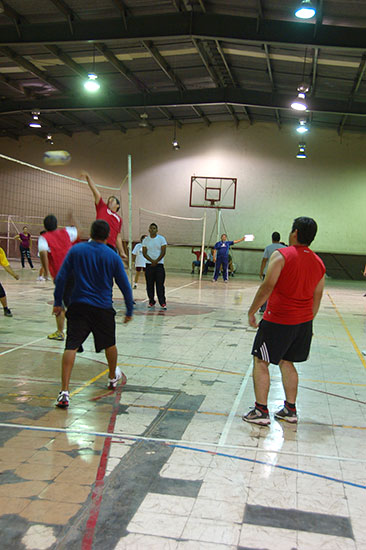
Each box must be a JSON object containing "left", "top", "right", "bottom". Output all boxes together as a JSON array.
[
  {"left": 142, "top": 234, "right": 167, "bottom": 264},
  {"left": 38, "top": 226, "right": 78, "bottom": 253},
  {"left": 132, "top": 242, "right": 146, "bottom": 268}
]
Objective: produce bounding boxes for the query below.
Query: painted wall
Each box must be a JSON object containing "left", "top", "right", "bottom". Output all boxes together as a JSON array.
[{"left": 1, "top": 120, "right": 366, "bottom": 272}]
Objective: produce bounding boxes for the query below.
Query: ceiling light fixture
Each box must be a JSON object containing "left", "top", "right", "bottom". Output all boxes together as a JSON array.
[
  {"left": 296, "top": 118, "right": 309, "bottom": 134},
  {"left": 29, "top": 110, "right": 41, "bottom": 128},
  {"left": 295, "top": 0, "right": 316, "bottom": 19},
  {"left": 296, "top": 143, "right": 307, "bottom": 159},
  {"left": 291, "top": 83, "right": 309, "bottom": 111},
  {"left": 84, "top": 45, "right": 100, "bottom": 92}
]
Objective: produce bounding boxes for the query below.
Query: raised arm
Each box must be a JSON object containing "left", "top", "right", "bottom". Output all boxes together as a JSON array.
[
  {"left": 14, "top": 234, "right": 21, "bottom": 241},
  {"left": 81, "top": 171, "right": 101, "bottom": 205},
  {"left": 233, "top": 236, "right": 245, "bottom": 244}
]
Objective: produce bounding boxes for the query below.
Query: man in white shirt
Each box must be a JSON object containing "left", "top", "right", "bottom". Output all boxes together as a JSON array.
[
  {"left": 142, "top": 223, "right": 167, "bottom": 310},
  {"left": 132, "top": 235, "right": 147, "bottom": 289}
]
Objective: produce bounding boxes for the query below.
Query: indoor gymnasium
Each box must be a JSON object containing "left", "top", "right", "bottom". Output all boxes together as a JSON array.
[{"left": 0, "top": 1, "right": 365, "bottom": 549}]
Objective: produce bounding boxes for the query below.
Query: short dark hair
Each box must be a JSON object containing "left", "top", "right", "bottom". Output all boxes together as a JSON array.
[
  {"left": 107, "top": 196, "right": 120, "bottom": 211},
  {"left": 291, "top": 217, "right": 318, "bottom": 245},
  {"left": 221, "top": 233, "right": 227, "bottom": 239},
  {"left": 91, "top": 219, "right": 110, "bottom": 241},
  {"left": 140, "top": 234, "right": 147, "bottom": 241},
  {"left": 43, "top": 214, "right": 57, "bottom": 232},
  {"left": 272, "top": 232, "right": 280, "bottom": 242},
  {"left": 150, "top": 223, "right": 158, "bottom": 229}
]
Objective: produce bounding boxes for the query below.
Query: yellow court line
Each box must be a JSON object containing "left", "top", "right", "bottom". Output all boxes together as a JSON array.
[
  {"left": 118, "top": 362, "right": 366, "bottom": 387},
  {"left": 69, "top": 368, "right": 108, "bottom": 397},
  {"left": 327, "top": 292, "right": 366, "bottom": 370}
]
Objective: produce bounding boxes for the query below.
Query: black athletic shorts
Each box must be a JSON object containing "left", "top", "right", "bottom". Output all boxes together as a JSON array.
[
  {"left": 251, "top": 319, "right": 313, "bottom": 365},
  {"left": 65, "top": 302, "right": 116, "bottom": 352}
]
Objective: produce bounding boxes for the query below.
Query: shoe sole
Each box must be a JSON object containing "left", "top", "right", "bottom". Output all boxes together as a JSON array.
[
  {"left": 274, "top": 415, "right": 298, "bottom": 423},
  {"left": 242, "top": 416, "right": 270, "bottom": 426},
  {"left": 56, "top": 401, "right": 69, "bottom": 409}
]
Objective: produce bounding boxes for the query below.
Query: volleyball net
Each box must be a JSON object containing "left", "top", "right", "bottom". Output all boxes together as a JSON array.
[{"left": 0, "top": 153, "right": 123, "bottom": 259}]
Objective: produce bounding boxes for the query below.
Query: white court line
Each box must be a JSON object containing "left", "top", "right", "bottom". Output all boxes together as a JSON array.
[
  {"left": 0, "top": 422, "right": 365, "bottom": 464},
  {"left": 218, "top": 360, "right": 252, "bottom": 446},
  {"left": 140, "top": 280, "right": 197, "bottom": 303},
  {"left": 0, "top": 337, "right": 46, "bottom": 356}
]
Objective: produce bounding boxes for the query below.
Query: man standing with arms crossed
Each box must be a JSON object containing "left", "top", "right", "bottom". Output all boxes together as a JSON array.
[
  {"left": 142, "top": 223, "right": 167, "bottom": 310},
  {"left": 82, "top": 171, "right": 127, "bottom": 259},
  {"left": 243, "top": 217, "right": 325, "bottom": 425}
]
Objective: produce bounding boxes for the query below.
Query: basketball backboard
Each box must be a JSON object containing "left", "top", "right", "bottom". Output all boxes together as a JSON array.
[{"left": 189, "top": 176, "right": 237, "bottom": 209}]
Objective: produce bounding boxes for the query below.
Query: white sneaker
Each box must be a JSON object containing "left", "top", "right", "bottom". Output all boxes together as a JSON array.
[
  {"left": 133, "top": 283, "right": 137, "bottom": 289},
  {"left": 362, "top": 350, "right": 366, "bottom": 356},
  {"left": 37, "top": 276, "right": 46, "bottom": 281},
  {"left": 108, "top": 366, "right": 126, "bottom": 390}
]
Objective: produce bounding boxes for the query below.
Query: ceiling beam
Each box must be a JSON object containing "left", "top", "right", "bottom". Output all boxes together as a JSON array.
[
  {"left": 338, "top": 52, "right": 366, "bottom": 135},
  {"left": 45, "top": 44, "right": 88, "bottom": 78},
  {"left": 0, "top": 128, "right": 19, "bottom": 140},
  {"left": 192, "top": 38, "right": 222, "bottom": 87},
  {"left": 226, "top": 104, "right": 239, "bottom": 127},
  {"left": 242, "top": 106, "right": 253, "bottom": 125},
  {"left": 95, "top": 42, "right": 149, "bottom": 93},
  {"left": 0, "top": 1, "right": 26, "bottom": 38},
  {"left": 49, "top": 0, "right": 78, "bottom": 34},
  {"left": 111, "top": 0, "right": 130, "bottom": 30},
  {"left": 40, "top": 114, "right": 73, "bottom": 137},
  {"left": 142, "top": 40, "right": 185, "bottom": 91},
  {"left": 2, "top": 87, "right": 366, "bottom": 119},
  {"left": 0, "top": 46, "right": 67, "bottom": 93},
  {"left": 157, "top": 107, "right": 183, "bottom": 128},
  {"left": 58, "top": 111, "right": 99, "bottom": 135},
  {"left": 93, "top": 110, "right": 127, "bottom": 133},
  {"left": 214, "top": 40, "right": 237, "bottom": 87},
  {"left": 1, "top": 14, "right": 366, "bottom": 51},
  {"left": 191, "top": 105, "right": 210, "bottom": 126},
  {"left": 0, "top": 72, "right": 33, "bottom": 96}
]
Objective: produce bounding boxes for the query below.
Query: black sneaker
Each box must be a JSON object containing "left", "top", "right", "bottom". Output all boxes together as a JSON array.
[
  {"left": 242, "top": 407, "right": 270, "bottom": 426},
  {"left": 3, "top": 307, "right": 12, "bottom": 317},
  {"left": 274, "top": 406, "right": 298, "bottom": 423}
]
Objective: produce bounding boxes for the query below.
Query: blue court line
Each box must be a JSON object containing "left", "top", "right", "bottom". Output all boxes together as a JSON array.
[
  {"left": 1, "top": 422, "right": 365, "bottom": 490},
  {"left": 167, "top": 443, "right": 366, "bottom": 490}
]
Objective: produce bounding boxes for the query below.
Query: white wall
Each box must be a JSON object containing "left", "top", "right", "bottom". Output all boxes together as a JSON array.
[{"left": 1, "top": 120, "right": 366, "bottom": 264}]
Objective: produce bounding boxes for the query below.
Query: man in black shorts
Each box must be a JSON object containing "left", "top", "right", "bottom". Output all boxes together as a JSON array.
[
  {"left": 53, "top": 220, "right": 133, "bottom": 408},
  {"left": 243, "top": 217, "right": 325, "bottom": 425}
]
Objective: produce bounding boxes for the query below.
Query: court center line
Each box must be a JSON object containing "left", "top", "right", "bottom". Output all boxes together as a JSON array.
[
  {"left": 2, "top": 422, "right": 365, "bottom": 465},
  {"left": 218, "top": 361, "right": 252, "bottom": 446},
  {"left": 327, "top": 292, "right": 366, "bottom": 369}
]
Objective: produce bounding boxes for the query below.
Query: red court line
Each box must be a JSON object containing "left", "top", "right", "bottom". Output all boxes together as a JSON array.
[{"left": 81, "top": 382, "right": 124, "bottom": 550}]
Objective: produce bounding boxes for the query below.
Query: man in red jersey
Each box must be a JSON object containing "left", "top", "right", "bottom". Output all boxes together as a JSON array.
[
  {"left": 82, "top": 172, "right": 127, "bottom": 259},
  {"left": 243, "top": 217, "right": 325, "bottom": 426},
  {"left": 39, "top": 214, "right": 78, "bottom": 341}
]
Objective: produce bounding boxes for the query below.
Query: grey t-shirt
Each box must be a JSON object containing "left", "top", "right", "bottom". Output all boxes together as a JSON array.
[{"left": 262, "top": 243, "right": 286, "bottom": 273}]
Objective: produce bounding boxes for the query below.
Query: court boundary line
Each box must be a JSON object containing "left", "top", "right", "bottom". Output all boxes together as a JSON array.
[{"left": 1, "top": 422, "right": 365, "bottom": 465}]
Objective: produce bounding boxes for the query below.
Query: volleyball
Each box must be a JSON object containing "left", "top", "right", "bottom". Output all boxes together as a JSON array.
[{"left": 43, "top": 150, "right": 71, "bottom": 166}]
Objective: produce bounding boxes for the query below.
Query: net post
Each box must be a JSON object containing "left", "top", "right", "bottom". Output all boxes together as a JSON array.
[
  {"left": 199, "top": 211, "right": 206, "bottom": 281},
  {"left": 128, "top": 154, "right": 132, "bottom": 286}
]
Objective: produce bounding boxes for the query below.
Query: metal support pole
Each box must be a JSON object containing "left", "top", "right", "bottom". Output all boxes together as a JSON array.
[
  {"left": 128, "top": 154, "right": 132, "bottom": 285},
  {"left": 199, "top": 211, "right": 207, "bottom": 280}
]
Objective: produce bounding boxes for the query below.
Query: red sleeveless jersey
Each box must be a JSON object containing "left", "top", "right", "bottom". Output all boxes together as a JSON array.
[
  {"left": 43, "top": 228, "right": 72, "bottom": 279},
  {"left": 264, "top": 245, "right": 325, "bottom": 325}
]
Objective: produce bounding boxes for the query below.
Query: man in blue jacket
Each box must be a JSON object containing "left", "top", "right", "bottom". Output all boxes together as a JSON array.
[{"left": 53, "top": 219, "right": 134, "bottom": 408}]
